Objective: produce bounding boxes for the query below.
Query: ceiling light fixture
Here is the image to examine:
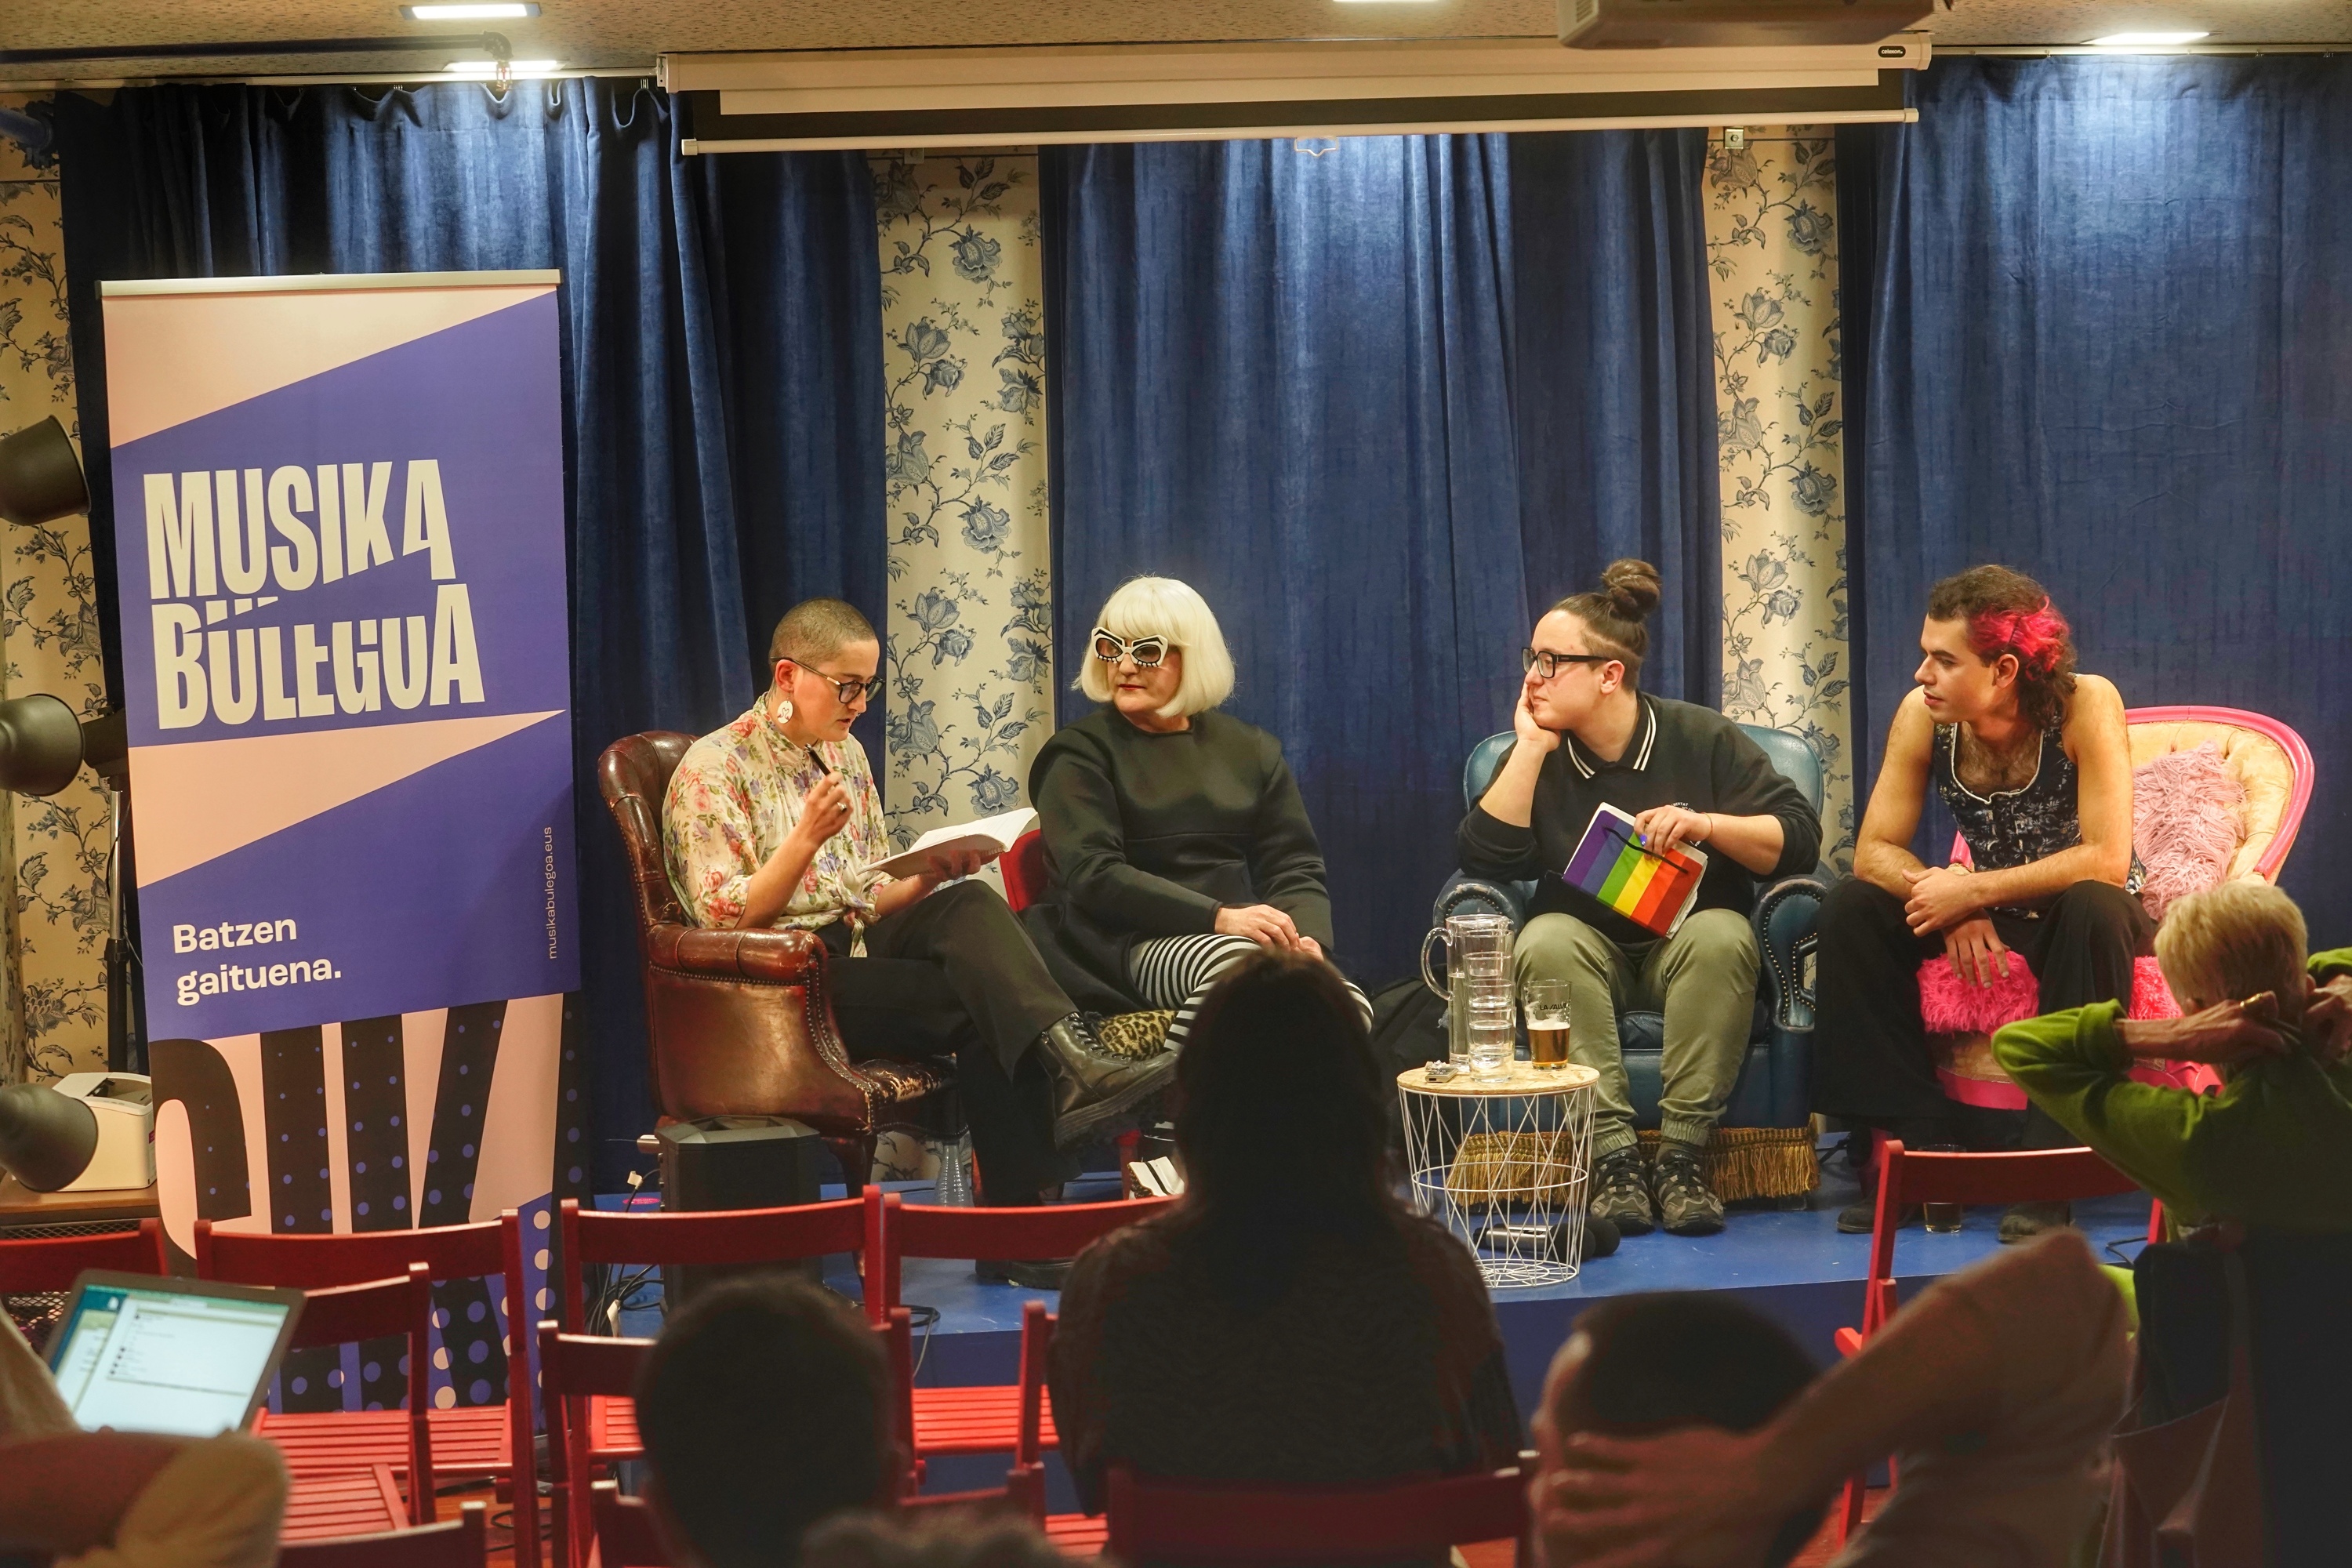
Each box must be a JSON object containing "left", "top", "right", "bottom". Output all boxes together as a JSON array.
[
  {"left": 2087, "top": 30, "right": 2210, "bottom": 47},
  {"left": 405, "top": 3, "right": 539, "bottom": 18},
  {"left": 446, "top": 57, "right": 559, "bottom": 75}
]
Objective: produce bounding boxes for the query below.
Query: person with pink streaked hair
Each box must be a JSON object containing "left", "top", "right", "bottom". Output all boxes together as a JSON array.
[{"left": 1814, "top": 566, "right": 2153, "bottom": 1242}]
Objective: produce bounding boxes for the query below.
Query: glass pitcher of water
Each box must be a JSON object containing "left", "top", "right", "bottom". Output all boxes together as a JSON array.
[{"left": 1420, "top": 912, "right": 1516, "bottom": 1076}]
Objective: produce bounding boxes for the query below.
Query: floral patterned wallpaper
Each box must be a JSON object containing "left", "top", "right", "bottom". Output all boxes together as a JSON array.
[
  {"left": 0, "top": 100, "right": 110, "bottom": 1081},
  {"left": 870, "top": 154, "right": 1054, "bottom": 858},
  {"left": 1704, "top": 128, "right": 1857, "bottom": 869}
]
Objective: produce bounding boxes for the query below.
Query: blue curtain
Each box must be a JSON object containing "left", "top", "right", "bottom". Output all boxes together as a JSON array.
[
  {"left": 1845, "top": 57, "right": 2352, "bottom": 933},
  {"left": 1042, "top": 134, "right": 1717, "bottom": 983},
  {"left": 1511, "top": 131, "right": 1721, "bottom": 704},
  {"left": 54, "top": 83, "right": 886, "bottom": 1192}
]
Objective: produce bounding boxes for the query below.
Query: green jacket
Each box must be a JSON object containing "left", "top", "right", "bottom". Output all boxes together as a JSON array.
[{"left": 1992, "top": 948, "right": 2352, "bottom": 1232}]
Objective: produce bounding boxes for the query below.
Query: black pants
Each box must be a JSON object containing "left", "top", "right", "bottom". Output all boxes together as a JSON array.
[
  {"left": 822, "top": 881, "right": 1078, "bottom": 1201},
  {"left": 1813, "top": 877, "right": 2154, "bottom": 1150}
]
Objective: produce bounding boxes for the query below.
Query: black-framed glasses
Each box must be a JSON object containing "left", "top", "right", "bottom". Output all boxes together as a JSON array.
[
  {"left": 1092, "top": 628, "right": 1172, "bottom": 668},
  {"left": 803, "top": 666, "right": 883, "bottom": 705},
  {"left": 1523, "top": 648, "right": 1614, "bottom": 681}
]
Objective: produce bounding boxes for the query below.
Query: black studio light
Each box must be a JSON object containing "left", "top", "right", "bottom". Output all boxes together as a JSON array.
[
  {"left": 0, "top": 417, "right": 142, "bottom": 1071},
  {"left": 0, "top": 416, "right": 89, "bottom": 528}
]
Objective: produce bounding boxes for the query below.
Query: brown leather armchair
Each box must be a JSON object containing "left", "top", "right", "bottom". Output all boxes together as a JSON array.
[{"left": 597, "top": 731, "right": 956, "bottom": 1193}]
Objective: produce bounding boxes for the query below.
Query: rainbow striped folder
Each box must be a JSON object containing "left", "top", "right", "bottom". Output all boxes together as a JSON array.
[{"left": 1561, "top": 803, "right": 1711, "bottom": 938}]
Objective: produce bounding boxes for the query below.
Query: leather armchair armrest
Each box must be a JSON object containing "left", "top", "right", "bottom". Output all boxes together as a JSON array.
[
  {"left": 647, "top": 922, "right": 829, "bottom": 985},
  {"left": 1754, "top": 875, "right": 1826, "bottom": 1032},
  {"left": 1432, "top": 873, "right": 1533, "bottom": 934}
]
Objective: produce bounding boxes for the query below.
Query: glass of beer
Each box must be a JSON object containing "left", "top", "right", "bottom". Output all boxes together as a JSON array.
[{"left": 1523, "top": 981, "right": 1572, "bottom": 1069}]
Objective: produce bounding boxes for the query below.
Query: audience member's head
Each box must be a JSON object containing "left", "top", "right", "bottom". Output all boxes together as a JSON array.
[
  {"left": 1173, "top": 949, "right": 1399, "bottom": 1297},
  {"left": 800, "top": 1510, "right": 1069, "bottom": 1568},
  {"left": 2156, "top": 880, "right": 2310, "bottom": 1025},
  {"left": 1537, "top": 1293, "right": 1824, "bottom": 1567},
  {"left": 1923, "top": 564, "right": 2076, "bottom": 731},
  {"left": 635, "top": 1277, "right": 895, "bottom": 1568}
]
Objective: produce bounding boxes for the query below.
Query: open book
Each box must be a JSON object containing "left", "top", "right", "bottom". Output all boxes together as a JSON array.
[{"left": 860, "top": 806, "right": 1038, "bottom": 881}]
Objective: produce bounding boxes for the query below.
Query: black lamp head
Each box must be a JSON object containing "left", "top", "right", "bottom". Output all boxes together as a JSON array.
[
  {"left": 0, "top": 416, "right": 90, "bottom": 527},
  {"left": 0, "top": 1083, "right": 99, "bottom": 1192},
  {"left": 0, "top": 693, "right": 88, "bottom": 797}
]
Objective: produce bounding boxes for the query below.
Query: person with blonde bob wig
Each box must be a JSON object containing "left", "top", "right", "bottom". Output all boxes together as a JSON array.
[{"left": 1023, "top": 576, "right": 1368, "bottom": 1052}]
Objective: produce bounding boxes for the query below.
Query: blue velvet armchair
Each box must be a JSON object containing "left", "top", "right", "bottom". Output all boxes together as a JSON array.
[{"left": 1431, "top": 724, "right": 1828, "bottom": 1137}]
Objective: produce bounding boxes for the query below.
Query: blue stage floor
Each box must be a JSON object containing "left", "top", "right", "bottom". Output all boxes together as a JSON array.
[{"left": 609, "top": 1140, "right": 2154, "bottom": 1500}]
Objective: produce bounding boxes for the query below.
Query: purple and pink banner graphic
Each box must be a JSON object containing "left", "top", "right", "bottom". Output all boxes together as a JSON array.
[{"left": 102, "top": 274, "right": 579, "bottom": 1410}]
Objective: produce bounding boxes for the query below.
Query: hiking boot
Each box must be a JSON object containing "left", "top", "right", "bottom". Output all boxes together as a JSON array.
[
  {"left": 1588, "top": 1147, "right": 1657, "bottom": 1236},
  {"left": 1653, "top": 1143, "right": 1726, "bottom": 1236},
  {"left": 1036, "top": 1014, "right": 1179, "bottom": 1145},
  {"left": 1998, "top": 1200, "right": 2073, "bottom": 1243},
  {"left": 1838, "top": 1197, "right": 1923, "bottom": 1235}
]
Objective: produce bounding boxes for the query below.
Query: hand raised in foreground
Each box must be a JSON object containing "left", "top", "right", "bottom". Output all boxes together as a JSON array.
[
  {"left": 1512, "top": 684, "right": 1562, "bottom": 756},
  {"left": 1532, "top": 1425, "right": 1791, "bottom": 1568},
  {"left": 788, "top": 774, "right": 855, "bottom": 851},
  {"left": 2119, "top": 992, "right": 2294, "bottom": 1068},
  {"left": 2302, "top": 975, "right": 2352, "bottom": 1067}
]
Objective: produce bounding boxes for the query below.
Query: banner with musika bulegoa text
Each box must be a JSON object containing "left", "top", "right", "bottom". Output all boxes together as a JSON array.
[{"left": 101, "top": 274, "right": 578, "bottom": 1409}]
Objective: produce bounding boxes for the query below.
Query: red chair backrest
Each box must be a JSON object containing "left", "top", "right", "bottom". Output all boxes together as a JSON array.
[
  {"left": 1104, "top": 1462, "right": 1529, "bottom": 1564},
  {"left": 1014, "top": 1301, "right": 1053, "bottom": 1468},
  {"left": 0, "top": 1219, "right": 166, "bottom": 1293},
  {"left": 277, "top": 1501, "right": 488, "bottom": 1568},
  {"left": 1000, "top": 830, "right": 1049, "bottom": 913},
  {"left": 865, "top": 1189, "right": 1177, "bottom": 1319},
  {"left": 196, "top": 1218, "right": 506, "bottom": 1287},
  {"left": 295, "top": 1266, "right": 438, "bottom": 1525},
  {"left": 590, "top": 1482, "right": 670, "bottom": 1568},
  {"left": 557, "top": 1196, "right": 865, "bottom": 1331},
  {"left": 1864, "top": 1142, "right": 2142, "bottom": 1333}
]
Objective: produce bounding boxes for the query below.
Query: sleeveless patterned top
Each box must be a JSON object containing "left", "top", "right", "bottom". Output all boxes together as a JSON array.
[{"left": 1933, "top": 721, "right": 2145, "bottom": 916}]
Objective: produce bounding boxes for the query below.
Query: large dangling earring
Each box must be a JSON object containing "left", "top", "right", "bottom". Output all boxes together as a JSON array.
[{"left": 776, "top": 696, "right": 794, "bottom": 724}]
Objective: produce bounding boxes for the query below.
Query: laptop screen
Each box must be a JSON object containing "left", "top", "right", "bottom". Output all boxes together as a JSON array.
[{"left": 48, "top": 1276, "right": 300, "bottom": 1436}]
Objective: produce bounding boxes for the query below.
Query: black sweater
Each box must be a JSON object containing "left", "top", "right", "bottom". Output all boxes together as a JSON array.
[
  {"left": 1456, "top": 695, "right": 1820, "bottom": 949},
  {"left": 1022, "top": 707, "right": 1336, "bottom": 1013}
]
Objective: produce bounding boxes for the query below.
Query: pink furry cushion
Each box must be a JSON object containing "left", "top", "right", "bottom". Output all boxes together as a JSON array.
[
  {"left": 1917, "top": 953, "right": 2181, "bottom": 1034},
  {"left": 2133, "top": 743, "right": 2248, "bottom": 919}
]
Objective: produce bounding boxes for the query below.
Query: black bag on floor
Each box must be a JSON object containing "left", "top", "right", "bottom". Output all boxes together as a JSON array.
[{"left": 1367, "top": 975, "right": 1449, "bottom": 1151}]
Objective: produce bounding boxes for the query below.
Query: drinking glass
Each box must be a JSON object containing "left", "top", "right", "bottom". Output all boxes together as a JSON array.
[
  {"left": 1920, "top": 1142, "right": 1966, "bottom": 1232},
  {"left": 1522, "top": 982, "right": 1572, "bottom": 1069}
]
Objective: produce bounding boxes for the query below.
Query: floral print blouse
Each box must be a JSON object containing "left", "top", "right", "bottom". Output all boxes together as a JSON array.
[{"left": 662, "top": 701, "right": 894, "bottom": 949}]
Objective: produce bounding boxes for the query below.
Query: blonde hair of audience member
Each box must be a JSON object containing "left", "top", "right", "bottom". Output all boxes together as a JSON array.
[
  {"left": 1074, "top": 575, "right": 1236, "bottom": 719},
  {"left": 2154, "top": 880, "right": 2310, "bottom": 1018}
]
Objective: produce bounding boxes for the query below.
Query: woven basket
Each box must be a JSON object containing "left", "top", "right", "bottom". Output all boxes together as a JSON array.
[
  {"left": 1445, "top": 1125, "right": 1819, "bottom": 1205},
  {"left": 1445, "top": 1130, "right": 1584, "bottom": 1208}
]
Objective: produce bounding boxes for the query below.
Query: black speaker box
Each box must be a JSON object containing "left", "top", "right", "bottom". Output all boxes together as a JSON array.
[{"left": 656, "top": 1116, "right": 829, "bottom": 1310}]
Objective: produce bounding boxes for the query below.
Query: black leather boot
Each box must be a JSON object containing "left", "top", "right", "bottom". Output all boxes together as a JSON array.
[{"left": 1036, "top": 1014, "right": 1178, "bottom": 1146}]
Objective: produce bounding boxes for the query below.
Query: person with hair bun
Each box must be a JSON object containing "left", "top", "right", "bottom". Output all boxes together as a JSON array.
[
  {"left": 1816, "top": 565, "right": 2151, "bottom": 1242},
  {"left": 1460, "top": 561, "right": 1821, "bottom": 1238}
]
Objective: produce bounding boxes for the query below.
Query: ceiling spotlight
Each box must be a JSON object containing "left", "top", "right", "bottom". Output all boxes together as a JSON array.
[
  {"left": 405, "top": 3, "right": 540, "bottom": 18},
  {"left": 445, "top": 58, "right": 561, "bottom": 76},
  {"left": 2088, "top": 31, "right": 2211, "bottom": 47}
]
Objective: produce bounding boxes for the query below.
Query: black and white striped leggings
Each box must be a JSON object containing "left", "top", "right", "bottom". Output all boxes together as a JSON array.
[{"left": 1126, "top": 933, "right": 1375, "bottom": 1053}]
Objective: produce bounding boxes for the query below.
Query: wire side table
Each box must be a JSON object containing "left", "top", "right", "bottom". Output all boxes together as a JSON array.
[{"left": 1397, "top": 1063, "right": 1598, "bottom": 1289}]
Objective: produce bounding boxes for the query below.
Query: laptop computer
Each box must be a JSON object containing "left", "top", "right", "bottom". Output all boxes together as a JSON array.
[{"left": 45, "top": 1271, "right": 305, "bottom": 1437}]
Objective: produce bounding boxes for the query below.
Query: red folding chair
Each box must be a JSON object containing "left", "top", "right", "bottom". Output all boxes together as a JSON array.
[
  {"left": 1011, "top": 1303, "right": 1106, "bottom": 1556},
  {"left": 551, "top": 1196, "right": 866, "bottom": 1512},
  {"left": 1832, "top": 1140, "right": 2141, "bottom": 1541},
  {"left": 590, "top": 1480, "right": 669, "bottom": 1568},
  {"left": 863, "top": 1188, "right": 1174, "bottom": 1472},
  {"left": 0, "top": 1218, "right": 168, "bottom": 1291},
  {"left": 1102, "top": 1460, "right": 1532, "bottom": 1564},
  {"left": 539, "top": 1324, "right": 652, "bottom": 1568},
  {"left": 278, "top": 1500, "right": 488, "bottom": 1567},
  {"left": 272, "top": 1266, "right": 438, "bottom": 1533},
  {"left": 194, "top": 1214, "right": 539, "bottom": 1568}
]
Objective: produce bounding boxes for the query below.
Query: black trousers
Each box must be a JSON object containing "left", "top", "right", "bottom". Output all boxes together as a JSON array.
[
  {"left": 822, "top": 880, "right": 1078, "bottom": 1201},
  {"left": 1813, "top": 877, "right": 2155, "bottom": 1150}
]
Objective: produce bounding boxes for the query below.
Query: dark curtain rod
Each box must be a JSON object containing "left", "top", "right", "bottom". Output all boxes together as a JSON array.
[{"left": 0, "top": 33, "right": 513, "bottom": 67}]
